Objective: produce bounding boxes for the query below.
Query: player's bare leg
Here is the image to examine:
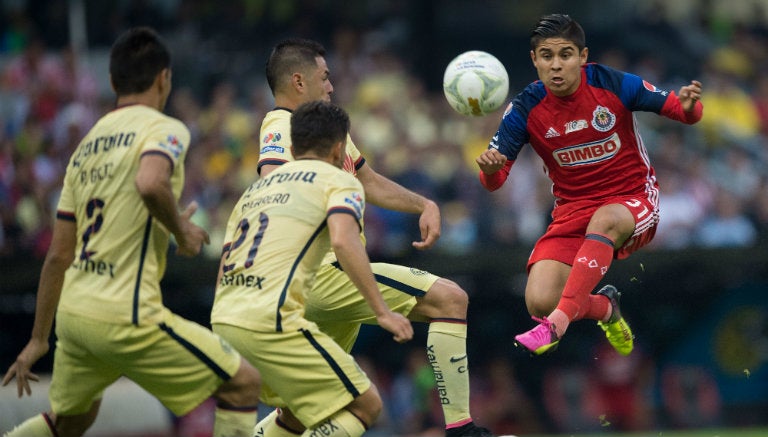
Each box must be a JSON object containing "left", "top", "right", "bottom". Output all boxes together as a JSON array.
[
  {"left": 515, "top": 204, "right": 636, "bottom": 355},
  {"left": 212, "top": 357, "right": 260, "bottom": 437}
]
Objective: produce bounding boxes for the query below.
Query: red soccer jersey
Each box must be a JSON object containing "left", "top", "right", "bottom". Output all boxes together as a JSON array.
[{"left": 486, "top": 63, "right": 701, "bottom": 207}]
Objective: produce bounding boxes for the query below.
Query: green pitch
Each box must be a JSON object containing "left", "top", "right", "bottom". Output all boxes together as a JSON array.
[{"left": 527, "top": 428, "right": 768, "bottom": 437}]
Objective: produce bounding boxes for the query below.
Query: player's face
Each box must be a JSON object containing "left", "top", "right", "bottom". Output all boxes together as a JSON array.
[
  {"left": 305, "top": 56, "right": 333, "bottom": 103},
  {"left": 531, "top": 38, "right": 587, "bottom": 97}
]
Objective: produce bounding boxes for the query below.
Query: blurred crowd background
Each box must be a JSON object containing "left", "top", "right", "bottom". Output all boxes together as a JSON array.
[{"left": 1, "top": 0, "right": 768, "bottom": 436}]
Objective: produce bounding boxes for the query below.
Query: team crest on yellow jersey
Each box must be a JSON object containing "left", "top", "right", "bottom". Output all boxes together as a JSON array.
[
  {"left": 160, "top": 134, "right": 184, "bottom": 158},
  {"left": 344, "top": 192, "right": 364, "bottom": 218}
]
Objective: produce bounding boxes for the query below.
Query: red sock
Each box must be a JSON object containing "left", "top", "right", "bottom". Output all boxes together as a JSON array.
[
  {"left": 556, "top": 233, "right": 614, "bottom": 321},
  {"left": 584, "top": 294, "right": 611, "bottom": 321}
]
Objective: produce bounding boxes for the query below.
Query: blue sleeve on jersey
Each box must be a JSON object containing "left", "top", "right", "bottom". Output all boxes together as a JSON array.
[
  {"left": 587, "top": 63, "right": 670, "bottom": 114},
  {"left": 491, "top": 82, "right": 540, "bottom": 160}
]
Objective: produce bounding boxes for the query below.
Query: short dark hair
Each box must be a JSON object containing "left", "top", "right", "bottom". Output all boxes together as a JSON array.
[
  {"left": 530, "top": 14, "right": 585, "bottom": 51},
  {"left": 109, "top": 27, "right": 171, "bottom": 95},
  {"left": 290, "top": 101, "right": 349, "bottom": 158},
  {"left": 266, "top": 38, "right": 326, "bottom": 96}
]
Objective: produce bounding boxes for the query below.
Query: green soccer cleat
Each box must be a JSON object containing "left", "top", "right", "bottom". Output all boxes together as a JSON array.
[{"left": 595, "top": 285, "right": 634, "bottom": 356}]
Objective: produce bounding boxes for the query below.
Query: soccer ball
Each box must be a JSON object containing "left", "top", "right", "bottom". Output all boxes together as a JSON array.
[{"left": 443, "top": 50, "right": 509, "bottom": 116}]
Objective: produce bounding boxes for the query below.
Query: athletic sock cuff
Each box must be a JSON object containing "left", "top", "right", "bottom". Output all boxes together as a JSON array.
[{"left": 429, "top": 320, "right": 468, "bottom": 337}]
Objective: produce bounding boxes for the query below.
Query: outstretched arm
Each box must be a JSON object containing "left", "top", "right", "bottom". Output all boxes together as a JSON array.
[
  {"left": 355, "top": 163, "right": 441, "bottom": 250},
  {"left": 476, "top": 148, "right": 512, "bottom": 191},
  {"left": 661, "top": 80, "right": 703, "bottom": 124},
  {"left": 2, "top": 218, "right": 76, "bottom": 397},
  {"left": 678, "top": 80, "right": 702, "bottom": 112}
]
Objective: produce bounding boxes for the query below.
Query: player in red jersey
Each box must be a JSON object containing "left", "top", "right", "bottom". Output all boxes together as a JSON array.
[{"left": 476, "top": 14, "right": 703, "bottom": 355}]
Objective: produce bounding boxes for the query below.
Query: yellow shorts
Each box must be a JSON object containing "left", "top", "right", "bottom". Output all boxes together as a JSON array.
[
  {"left": 213, "top": 322, "right": 370, "bottom": 428},
  {"left": 50, "top": 310, "right": 241, "bottom": 416},
  {"left": 304, "top": 261, "right": 439, "bottom": 351}
]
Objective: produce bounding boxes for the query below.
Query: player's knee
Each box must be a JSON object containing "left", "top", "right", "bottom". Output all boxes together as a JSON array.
[
  {"left": 236, "top": 365, "right": 261, "bottom": 405},
  {"left": 432, "top": 279, "right": 469, "bottom": 314},
  {"left": 348, "top": 385, "right": 383, "bottom": 425},
  {"left": 56, "top": 405, "right": 100, "bottom": 437},
  {"left": 526, "top": 293, "right": 557, "bottom": 317},
  {"left": 219, "top": 359, "right": 261, "bottom": 406}
]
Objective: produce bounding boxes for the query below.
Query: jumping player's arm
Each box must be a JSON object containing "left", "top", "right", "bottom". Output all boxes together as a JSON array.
[
  {"left": 2, "top": 217, "right": 76, "bottom": 397},
  {"left": 660, "top": 80, "right": 703, "bottom": 123},
  {"left": 597, "top": 64, "right": 703, "bottom": 124},
  {"left": 476, "top": 149, "right": 513, "bottom": 191},
  {"left": 476, "top": 91, "right": 534, "bottom": 192},
  {"left": 136, "top": 154, "right": 210, "bottom": 257},
  {"left": 328, "top": 211, "right": 414, "bottom": 343},
  {"left": 356, "top": 162, "right": 441, "bottom": 250}
]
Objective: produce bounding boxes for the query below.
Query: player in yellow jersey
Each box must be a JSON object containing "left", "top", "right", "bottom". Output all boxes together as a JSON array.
[
  {"left": 211, "top": 100, "right": 413, "bottom": 437},
  {"left": 254, "top": 39, "right": 494, "bottom": 437},
  {"left": 1, "top": 27, "right": 260, "bottom": 437}
]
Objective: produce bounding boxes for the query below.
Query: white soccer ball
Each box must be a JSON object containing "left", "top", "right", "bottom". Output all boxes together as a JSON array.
[{"left": 443, "top": 50, "right": 509, "bottom": 116}]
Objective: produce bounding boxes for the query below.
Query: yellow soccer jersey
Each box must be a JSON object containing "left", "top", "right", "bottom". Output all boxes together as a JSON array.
[
  {"left": 56, "top": 104, "right": 189, "bottom": 325},
  {"left": 258, "top": 108, "right": 366, "bottom": 263},
  {"left": 258, "top": 108, "right": 364, "bottom": 176},
  {"left": 211, "top": 159, "right": 365, "bottom": 333}
]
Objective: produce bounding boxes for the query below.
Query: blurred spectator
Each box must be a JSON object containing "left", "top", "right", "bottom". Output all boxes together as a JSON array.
[
  {"left": 697, "top": 64, "right": 760, "bottom": 146},
  {"left": 750, "top": 177, "right": 768, "bottom": 242},
  {"left": 652, "top": 167, "right": 706, "bottom": 249},
  {"left": 708, "top": 146, "right": 762, "bottom": 201},
  {"left": 1, "top": 36, "right": 67, "bottom": 135},
  {"left": 542, "top": 343, "right": 655, "bottom": 433},
  {"left": 754, "top": 75, "right": 768, "bottom": 137},
  {"left": 469, "top": 357, "right": 543, "bottom": 435},
  {"left": 695, "top": 187, "right": 758, "bottom": 248},
  {"left": 387, "top": 347, "right": 443, "bottom": 436},
  {"left": 541, "top": 365, "right": 604, "bottom": 433},
  {"left": 661, "top": 365, "right": 723, "bottom": 429},
  {"left": 591, "top": 343, "right": 655, "bottom": 431}
]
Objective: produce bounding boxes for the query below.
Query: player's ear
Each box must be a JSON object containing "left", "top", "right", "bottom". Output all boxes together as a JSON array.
[
  {"left": 580, "top": 47, "right": 589, "bottom": 65},
  {"left": 292, "top": 73, "right": 304, "bottom": 91},
  {"left": 331, "top": 140, "right": 344, "bottom": 165},
  {"left": 154, "top": 68, "right": 170, "bottom": 91}
]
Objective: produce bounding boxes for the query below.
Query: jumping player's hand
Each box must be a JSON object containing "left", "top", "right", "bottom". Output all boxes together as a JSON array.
[
  {"left": 678, "top": 80, "right": 702, "bottom": 112},
  {"left": 2, "top": 338, "right": 49, "bottom": 397},
  {"left": 176, "top": 201, "right": 210, "bottom": 257},
  {"left": 376, "top": 311, "right": 414, "bottom": 344},
  {"left": 413, "top": 200, "right": 441, "bottom": 250},
  {"left": 476, "top": 148, "right": 508, "bottom": 174}
]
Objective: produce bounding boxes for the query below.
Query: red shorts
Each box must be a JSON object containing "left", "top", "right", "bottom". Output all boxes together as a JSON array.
[{"left": 527, "top": 195, "right": 659, "bottom": 271}]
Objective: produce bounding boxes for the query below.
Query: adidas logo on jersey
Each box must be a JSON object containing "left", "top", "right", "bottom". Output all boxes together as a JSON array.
[{"left": 545, "top": 127, "right": 560, "bottom": 138}]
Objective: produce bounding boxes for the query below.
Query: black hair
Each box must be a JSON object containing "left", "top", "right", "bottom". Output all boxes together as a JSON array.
[
  {"left": 530, "top": 14, "right": 586, "bottom": 51},
  {"left": 290, "top": 101, "right": 349, "bottom": 157},
  {"left": 265, "top": 38, "right": 326, "bottom": 96},
  {"left": 109, "top": 27, "right": 171, "bottom": 95}
]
